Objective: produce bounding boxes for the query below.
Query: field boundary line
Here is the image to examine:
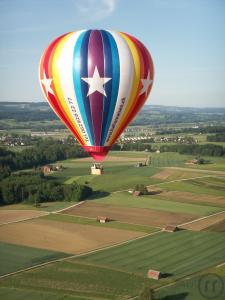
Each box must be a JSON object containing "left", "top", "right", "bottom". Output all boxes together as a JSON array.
[
  {"left": 216, "top": 261, "right": 225, "bottom": 268},
  {"left": 178, "top": 209, "right": 225, "bottom": 227},
  {"left": 0, "top": 212, "right": 49, "bottom": 227},
  {"left": 52, "top": 201, "right": 85, "bottom": 213},
  {"left": 0, "top": 230, "right": 162, "bottom": 279},
  {"left": 0, "top": 202, "right": 85, "bottom": 226}
]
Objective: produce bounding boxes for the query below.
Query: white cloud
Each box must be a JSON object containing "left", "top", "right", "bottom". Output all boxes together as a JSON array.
[{"left": 75, "top": 0, "right": 118, "bottom": 22}]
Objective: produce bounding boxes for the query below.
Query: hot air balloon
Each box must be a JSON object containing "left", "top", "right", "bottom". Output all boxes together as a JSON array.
[{"left": 39, "top": 30, "right": 154, "bottom": 161}]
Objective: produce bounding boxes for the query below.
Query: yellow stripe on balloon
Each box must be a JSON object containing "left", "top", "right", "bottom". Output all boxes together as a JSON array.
[
  {"left": 51, "top": 33, "right": 86, "bottom": 145},
  {"left": 108, "top": 32, "right": 141, "bottom": 145}
]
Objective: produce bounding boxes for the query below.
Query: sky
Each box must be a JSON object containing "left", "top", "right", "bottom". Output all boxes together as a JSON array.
[{"left": 0, "top": 0, "right": 225, "bottom": 107}]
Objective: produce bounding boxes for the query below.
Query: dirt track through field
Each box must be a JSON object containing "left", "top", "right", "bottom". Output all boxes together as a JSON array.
[
  {"left": 0, "top": 219, "right": 143, "bottom": 254},
  {"left": 63, "top": 202, "right": 196, "bottom": 228}
]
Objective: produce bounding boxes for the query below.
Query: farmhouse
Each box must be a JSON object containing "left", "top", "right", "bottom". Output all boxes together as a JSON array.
[
  {"left": 41, "top": 165, "right": 53, "bottom": 174},
  {"left": 163, "top": 225, "right": 179, "bottom": 232},
  {"left": 97, "top": 216, "right": 109, "bottom": 223},
  {"left": 41, "top": 164, "right": 63, "bottom": 175},
  {"left": 133, "top": 190, "right": 142, "bottom": 197},
  {"left": 186, "top": 159, "right": 199, "bottom": 165}
]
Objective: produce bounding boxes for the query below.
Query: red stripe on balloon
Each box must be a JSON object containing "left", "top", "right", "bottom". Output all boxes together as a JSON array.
[
  {"left": 123, "top": 34, "right": 154, "bottom": 122},
  {"left": 41, "top": 33, "right": 84, "bottom": 145}
]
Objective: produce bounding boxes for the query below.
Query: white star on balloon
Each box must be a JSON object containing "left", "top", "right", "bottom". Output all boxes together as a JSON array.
[
  {"left": 81, "top": 66, "right": 111, "bottom": 97},
  {"left": 139, "top": 71, "right": 153, "bottom": 96},
  {"left": 41, "top": 72, "right": 54, "bottom": 95}
]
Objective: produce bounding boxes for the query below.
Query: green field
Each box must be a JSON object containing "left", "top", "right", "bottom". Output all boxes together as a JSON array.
[
  {"left": 156, "top": 265, "right": 225, "bottom": 300},
  {"left": 0, "top": 261, "right": 150, "bottom": 299},
  {"left": 1, "top": 231, "right": 225, "bottom": 299},
  {"left": 52, "top": 153, "right": 225, "bottom": 193},
  {"left": 78, "top": 230, "right": 225, "bottom": 284},
  {"left": 94, "top": 192, "right": 222, "bottom": 216},
  {"left": 55, "top": 159, "right": 160, "bottom": 191},
  {"left": 159, "top": 176, "right": 225, "bottom": 197},
  {"left": 0, "top": 242, "right": 69, "bottom": 276}
]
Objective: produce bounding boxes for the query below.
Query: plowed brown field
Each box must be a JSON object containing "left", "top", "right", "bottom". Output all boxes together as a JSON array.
[
  {"left": 0, "top": 210, "right": 48, "bottom": 225},
  {"left": 63, "top": 202, "right": 196, "bottom": 227}
]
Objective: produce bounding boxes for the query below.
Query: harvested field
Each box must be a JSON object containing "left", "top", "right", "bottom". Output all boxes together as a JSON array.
[
  {"left": 0, "top": 219, "right": 143, "bottom": 254},
  {"left": 63, "top": 202, "right": 197, "bottom": 227},
  {"left": 75, "top": 155, "right": 146, "bottom": 163},
  {"left": 167, "top": 166, "right": 225, "bottom": 175},
  {"left": 158, "top": 190, "right": 225, "bottom": 206},
  {"left": 152, "top": 168, "right": 211, "bottom": 181},
  {"left": 0, "top": 210, "right": 48, "bottom": 225},
  {"left": 180, "top": 211, "right": 225, "bottom": 231},
  {"left": 152, "top": 169, "right": 172, "bottom": 180}
]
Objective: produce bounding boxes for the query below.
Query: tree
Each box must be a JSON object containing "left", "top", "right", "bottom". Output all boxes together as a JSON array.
[
  {"left": 134, "top": 184, "right": 148, "bottom": 195},
  {"left": 139, "top": 286, "right": 154, "bottom": 300}
]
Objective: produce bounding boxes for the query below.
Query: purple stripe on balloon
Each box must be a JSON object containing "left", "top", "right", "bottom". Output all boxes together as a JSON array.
[{"left": 88, "top": 30, "right": 104, "bottom": 146}]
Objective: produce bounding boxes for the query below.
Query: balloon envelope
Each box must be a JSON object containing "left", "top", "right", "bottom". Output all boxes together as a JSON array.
[{"left": 39, "top": 29, "right": 154, "bottom": 161}]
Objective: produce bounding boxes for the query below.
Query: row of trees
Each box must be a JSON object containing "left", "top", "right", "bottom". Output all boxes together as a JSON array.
[
  {"left": 207, "top": 133, "right": 225, "bottom": 142},
  {"left": 0, "top": 172, "right": 92, "bottom": 205},
  {"left": 159, "top": 143, "right": 225, "bottom": 157},
  {"left": 0, "top": 138, "right": 88, "bottom": 179}
]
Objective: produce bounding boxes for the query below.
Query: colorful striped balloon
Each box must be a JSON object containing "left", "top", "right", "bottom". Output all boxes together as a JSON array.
[{"left": 39, "top": 30, "right": 154, "bottom": 161}]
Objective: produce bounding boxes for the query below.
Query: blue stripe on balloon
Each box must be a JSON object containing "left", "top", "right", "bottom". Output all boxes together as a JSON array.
[
  {"left": 73, "top": 30, "right": 94, "bottom": 145},
  {"left": 101, "top": 30, "right": 120, "bottom": 145}
]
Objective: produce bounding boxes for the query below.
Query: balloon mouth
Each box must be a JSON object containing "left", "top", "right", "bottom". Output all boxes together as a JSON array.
[{"left": 83, "top": 146, "right": 111, "bottom": 162}]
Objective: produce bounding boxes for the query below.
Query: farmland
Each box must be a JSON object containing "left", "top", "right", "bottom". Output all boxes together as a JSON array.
[
  {"left": 63, "top": 201, "right": 196, "bottom": 227},
  {"left": 78, "top": 230, "right": 225, "bottom": 282},
  {"left": 0, "top": 149, "right": 225, "bottom": 299},
  {"left": 155, "top": 264, "right": 225, "bottom": 300},
  {"left": 0, "top": 242, "right": 69, "bottom": 276},
  {"left": 1, "top": 230, "right": 225, "bottom": 299},
  {"left": 0, "top": 218, "right": 144, "bottom": 254}
]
